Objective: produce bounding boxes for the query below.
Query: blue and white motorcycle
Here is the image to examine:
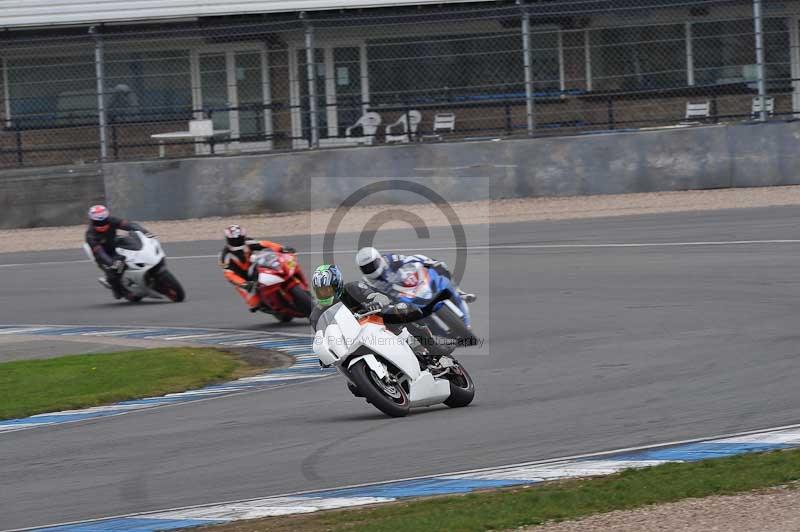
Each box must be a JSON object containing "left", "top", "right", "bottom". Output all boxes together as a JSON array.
[{"left": 387, "top": 262, "right": 477, "bottom": 354}]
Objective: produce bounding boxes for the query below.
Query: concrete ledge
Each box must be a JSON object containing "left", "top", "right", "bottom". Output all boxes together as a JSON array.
[
  {"left": 0, "top": 164, "right": 105, "bottom": 229},
  {"left": 103, "top": 122, "right": 800, "bottom": 222}
]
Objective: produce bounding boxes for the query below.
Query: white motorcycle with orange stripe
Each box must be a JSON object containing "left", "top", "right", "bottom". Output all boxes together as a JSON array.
[
  {"left": 313, "top": 301, "right": 475, "bottom": 417},
  {"left": 82, "top": 231, "right": 185, "bottom": 303}
]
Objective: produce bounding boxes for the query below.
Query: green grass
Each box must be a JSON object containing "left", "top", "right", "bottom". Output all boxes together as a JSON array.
[
  {"left": 206, "top": 448, "right": 800, "bottom": 532},
  {"left": 0, "top": 348, "right": 243, "bottom": 420}
]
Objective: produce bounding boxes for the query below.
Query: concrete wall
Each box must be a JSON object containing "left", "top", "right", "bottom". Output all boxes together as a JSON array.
[
  {"left": 0, "top": 164, "right": 105, "bottom": 229},
  {"left": 3, "top": 120, "right": 800, "bottom": 228},
  {"left": 102, "top": 121, "right": 800, "bottom": 222}
]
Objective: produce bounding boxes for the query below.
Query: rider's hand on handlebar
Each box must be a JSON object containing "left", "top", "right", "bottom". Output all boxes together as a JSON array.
[{"left": 365, "top": 301, "right": 383, "bottom": 312}]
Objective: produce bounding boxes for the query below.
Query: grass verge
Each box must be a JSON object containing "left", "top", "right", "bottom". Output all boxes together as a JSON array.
[
  {"left": 199, "top": 448, "right": 800, "bottom": 532},
  {"left": 0, "top": 347, "right": 249, "bottom": 420}
]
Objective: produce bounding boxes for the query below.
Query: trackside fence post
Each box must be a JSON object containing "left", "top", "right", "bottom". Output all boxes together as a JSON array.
[
  {"left": 519, "top": 0, "right": 535, "bottom": 136},
  {"left": 91, "top": 25, "right": 109, "bottom": 160},
  {"left": 302, "top": 12, "right": 320, "bottom": 148},
  {"left": 753, "top": 0, "right": 768, "bottom": 122}
]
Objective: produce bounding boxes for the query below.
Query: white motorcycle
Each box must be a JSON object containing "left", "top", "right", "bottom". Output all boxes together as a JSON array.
[
  {"left": 83, "top": 231, "right": 185, "bottom": 303},
  {"left": 313, "top": 303, "right": 475, "bottom": 417}
]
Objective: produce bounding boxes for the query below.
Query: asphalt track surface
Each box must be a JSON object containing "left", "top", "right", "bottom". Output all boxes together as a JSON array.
[{"left": 4, "top": 206, "right": 800, "bottom": 529}]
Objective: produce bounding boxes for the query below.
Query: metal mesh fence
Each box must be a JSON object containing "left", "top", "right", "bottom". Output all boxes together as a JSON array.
[{"left": 0, "top": 0, "right": 797, "bottom": 169}]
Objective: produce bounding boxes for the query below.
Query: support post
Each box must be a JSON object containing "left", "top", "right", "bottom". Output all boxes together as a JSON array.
[
  {"left": 15, "top": 122, "right": 23, "bottom": 166},
  {"left": 584, "top": 29, "right": 593, "bottom": 92},
  {"left": 686, "top": 21, "right": 695, "bottom": 86},
  {"left": 301, "top": 12, "right": 319, "bottom": 148},
  {"left": 90, "top": 25, "right": 108, "bottom": 160},
  {"left": 753, "top": 0, "right": 768, "bottom": 122},
  {"left": 519, "top": 0, "right": 535, "bottom": 135},
  {"left": 789, "top": 16, "right": 800, "bottom": 118}
]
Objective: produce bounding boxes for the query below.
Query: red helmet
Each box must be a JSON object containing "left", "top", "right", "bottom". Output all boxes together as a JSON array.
[
  {"left": 225, "top": 224, "right": 247, "bottom": 250},
  {"left": 88, "top": 205, "right": 110, "bottom": 232}
]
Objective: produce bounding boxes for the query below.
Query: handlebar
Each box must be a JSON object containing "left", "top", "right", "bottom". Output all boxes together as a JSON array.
[{"left": 354, "top": 308, "right": 382, "bottom": 320}]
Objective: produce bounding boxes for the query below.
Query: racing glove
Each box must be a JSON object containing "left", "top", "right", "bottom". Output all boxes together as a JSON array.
[
  {"left": 110, "top": 259, "right": 126, "bottom": 274},
  {"left": 364, "top": 300, "right": 384, "bottom": 312},
  {"left": 382, "top": 302, "right": 424, "bottom": 323}
]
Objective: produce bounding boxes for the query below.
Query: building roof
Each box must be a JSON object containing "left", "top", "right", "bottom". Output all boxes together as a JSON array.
[{"left": 0, "top": 0, "right": 493, "bottom": 29}]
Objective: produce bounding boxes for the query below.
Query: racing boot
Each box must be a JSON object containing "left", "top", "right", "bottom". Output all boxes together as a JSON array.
[
  {"left": 110, "top": 284, "right": 125, "bottom": 300},
  {"left": 97, "top": 277, "right": 112, "bottom": 290},
  {"left": 105, "top": 274, "right": 125, "bottom": 300},
  {"left": 457, "top": 288, "right": 477, "bottom": 303}
]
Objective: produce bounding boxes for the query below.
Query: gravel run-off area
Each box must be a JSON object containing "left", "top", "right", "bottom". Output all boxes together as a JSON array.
[
  {"left": 525, "top": 485, "right": 800, "bottom": 532},
  {"left": 5, "top": 186, "right": 800, "bottom": 253}
]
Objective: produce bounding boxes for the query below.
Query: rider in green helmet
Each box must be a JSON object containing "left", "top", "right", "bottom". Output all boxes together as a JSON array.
[{"left": 310, "top": 263, "right": 456, "bottom": 366}]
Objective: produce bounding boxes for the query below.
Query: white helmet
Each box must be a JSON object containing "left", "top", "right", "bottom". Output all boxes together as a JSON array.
[{"left": 356, "top": 247, "right": 387, "bottom": 280}]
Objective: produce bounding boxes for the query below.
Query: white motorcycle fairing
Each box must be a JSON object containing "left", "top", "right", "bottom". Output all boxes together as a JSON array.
[
  {"left": 314, "top": 303, "right": 452, "bottom": 409},
  {"left": 82, "top": 231, "right": 167, "bottom": 299}
]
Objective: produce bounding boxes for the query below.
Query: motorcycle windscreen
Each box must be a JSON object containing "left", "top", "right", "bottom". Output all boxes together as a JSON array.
[
  {"left": 258, "top": 272, "right": 285, "bottom": 286},
  {"left": 333, "top": 304, "right": 361, "bottom": 339},
  {"left": 115, "top": 233, "right": 143, "bottom": 251}
]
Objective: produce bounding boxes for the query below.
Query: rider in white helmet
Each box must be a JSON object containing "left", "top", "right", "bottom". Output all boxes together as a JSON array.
[{"left": 355, "top": 246, "right": 476, "bottom": 302}]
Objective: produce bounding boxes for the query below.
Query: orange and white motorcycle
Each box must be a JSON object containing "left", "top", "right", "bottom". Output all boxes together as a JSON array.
[
  {"left": 248, "top": 250, "right": 313, "bottom": 322},
  {"left": 313, "top": 302, "right": 475, "bottom": 417}
]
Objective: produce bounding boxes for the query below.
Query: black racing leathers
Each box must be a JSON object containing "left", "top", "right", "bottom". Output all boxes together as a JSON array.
[
  {"left": 86, "top": 217, "right": 148, "bottom": 267},
  {"left": 86, "top": 217, "right": 149, "bottom": 297},
  {"left": 310, "top": 281, "right": 423, "bottom": 332}
]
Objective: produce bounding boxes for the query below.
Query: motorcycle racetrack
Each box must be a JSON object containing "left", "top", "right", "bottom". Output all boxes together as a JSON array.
[{"left": 3, "top": 206, "right": 800, "bottom": 530}]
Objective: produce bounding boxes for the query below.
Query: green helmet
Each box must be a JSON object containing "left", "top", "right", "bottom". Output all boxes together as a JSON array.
[{"left": 312, "top": 264, "right": 344, "bottom": 307}]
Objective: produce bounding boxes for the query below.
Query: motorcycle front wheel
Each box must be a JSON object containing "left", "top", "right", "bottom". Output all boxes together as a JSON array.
[
  {"left": 443, "top": 362, "right": 475, "bottom": 408},
  {"left": 289, "top": 285, "right": 314, "bottom": 317},
  {"left": 349, "top": 359, "right": 410, "bottom": 417}
]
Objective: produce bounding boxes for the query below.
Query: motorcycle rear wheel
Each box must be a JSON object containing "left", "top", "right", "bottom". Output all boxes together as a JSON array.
[
  {"left": 155, "top": 270, "right": 186, "bottom": 303},
  {"left": 443, "top": 363, "right": 475, "bottom": 408},
  {"left": 349, "top": 359, "right": 410, "bottom": 417}
]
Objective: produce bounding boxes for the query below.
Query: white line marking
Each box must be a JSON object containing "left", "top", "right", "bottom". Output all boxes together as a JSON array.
[
  {"left": 446, "top": 459, "right": 671, "bottom": 481},
  {"left": 79, "top": 330, "right": 145, "bottom": 337},
  {"left": 414, "top": 164, "right": 517, "bottom": 170},
  {"left": 225, "top": 339, "right": 279, "bottom": 346},
  {"left": 157, "top": 332, "right": 233, "bottom": 341},
  {"left": 4, "top": 239, "right": 800, "bottom": 268},
  {"left": 1, "top": 323, "right": 314, "bottom": 339},
  {"left": 146, "top": 496, "right": 396, "bottom": 520},
  {"left": 0, "top": 327, "right": 54, "bottom": 335},
  {"left": 0, "top": 259, "right": 92, "bottom": 268}
]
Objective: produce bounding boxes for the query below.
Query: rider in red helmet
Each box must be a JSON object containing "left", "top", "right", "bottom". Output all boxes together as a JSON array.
[
  {"left": 220, "top": 224, "right": 298, "bottom": 312},
  {"left": 85, "top": 204, "right": 152, "bottom": 299}
]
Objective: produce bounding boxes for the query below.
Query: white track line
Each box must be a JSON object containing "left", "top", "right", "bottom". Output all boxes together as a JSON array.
[{"left": 3, "top": 239, "right": 800, "bottom": 268}]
